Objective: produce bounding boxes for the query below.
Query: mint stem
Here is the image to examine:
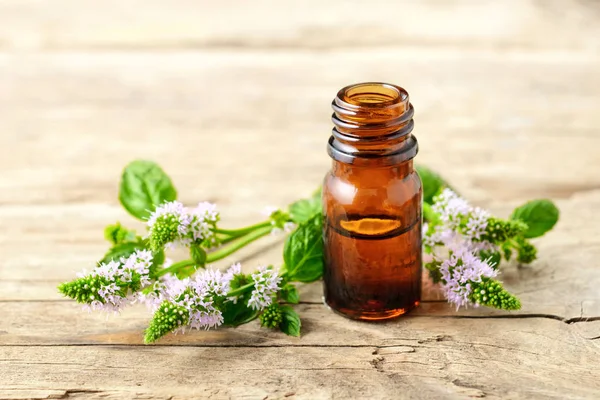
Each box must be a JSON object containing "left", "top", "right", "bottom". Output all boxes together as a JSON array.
[
  {"left": 156, "top": 225, "right": 273, "bottom": 277},
  {"left": 227, "top": 282, "right": 254, "bottom": 297},
  {"left": 156, "top": 259, "right": 196, "bottom": 277},
  {"left": 215, "top": 221, "right": 272, "bottom": 238},
  {"left": 207, "top": 225, "right": 273, "bottom": 261}
]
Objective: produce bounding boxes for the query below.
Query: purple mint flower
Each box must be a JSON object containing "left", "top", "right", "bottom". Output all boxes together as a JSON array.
[
  {"left": 146, "top": 201, "right": 219, "bottom": 249},
  {"left": 465, "top": 207, "right": 489, "bottom": 241},
  {"left": 80, "top": 250, "right": 154, "bottom": 313},
  {"left": 141, "top": 263, "right": 242, "bottom": 331},
  {"left": 431, "top": 189, "right": 471, "bottom": 229},
  {"left": 248, "top": 266, "right": 282, "bottom": 310},
  {"left": 439, "top": 246, "right": 497, "bottom": 309}
]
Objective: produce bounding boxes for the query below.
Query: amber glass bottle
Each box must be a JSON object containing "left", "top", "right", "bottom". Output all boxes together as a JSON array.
[{"left": 322, "top": 82, "right": 422, "bottom": 320}]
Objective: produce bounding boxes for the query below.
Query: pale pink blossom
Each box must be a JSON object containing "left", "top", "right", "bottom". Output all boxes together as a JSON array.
[{"left": 248, "top": 266, "right": 282, "bottom": 310}]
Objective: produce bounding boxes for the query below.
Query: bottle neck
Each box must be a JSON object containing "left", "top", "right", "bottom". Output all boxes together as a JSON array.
[
  {"left": 328, "top": 82, "right": 418, "bottom": 167},
  {"left": 332, "top": 159, "right": 414, "bottom": 180}
]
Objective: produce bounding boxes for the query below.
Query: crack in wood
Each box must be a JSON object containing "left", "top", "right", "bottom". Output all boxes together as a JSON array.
[
  {"left": 451, "top": 379, "right": 487, "bottom": 398},
  {"left": 418, "top": 335, "right": 453, "bottom": 344},
  {"left": 416, "top": 314, "right": 566, "bottom": 321},
  {"left": 49, "top": 389, "right": 104, "bottom": 399},
  {"left": 565, "top": 316, "right": 600, "bottom": 323},
  {"left": 0, "top": 343, "right": 411, "bottom": 349},
  {"left": 369, "top": 356, "right": 385, "bottom": 372}
]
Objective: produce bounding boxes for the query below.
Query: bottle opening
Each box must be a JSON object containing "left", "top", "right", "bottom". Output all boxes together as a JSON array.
[
  {"left": 341, "top": 83, "right": 406, "bottom": 107},
  {"left": 329, "top": 82, "right": 417, "bottom": 166}
]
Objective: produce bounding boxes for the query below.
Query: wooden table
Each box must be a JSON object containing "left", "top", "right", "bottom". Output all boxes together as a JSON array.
[{"left": 1, "top": 1, "right": 599, "bottom": 398}]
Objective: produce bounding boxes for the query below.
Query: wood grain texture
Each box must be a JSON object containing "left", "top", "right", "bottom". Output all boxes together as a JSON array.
[
  {"left": 1, "top": 0, "right": 599, "bottom": 399},
  {"left": 0, "top": 0, "right": 599, "bottom": 52}
]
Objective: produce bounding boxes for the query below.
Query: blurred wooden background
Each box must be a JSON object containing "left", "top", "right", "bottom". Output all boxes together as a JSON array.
[{"left": 0, "top": 1, "right": 599, "bottom": 399}]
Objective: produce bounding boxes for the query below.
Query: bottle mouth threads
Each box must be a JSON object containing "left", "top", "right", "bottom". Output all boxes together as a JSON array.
[
  {"left": 338, "top": 82, "right": 408, "bottom": 108},
  {"left": 329, "top": 82, "right": 417, "bottom": 165}
]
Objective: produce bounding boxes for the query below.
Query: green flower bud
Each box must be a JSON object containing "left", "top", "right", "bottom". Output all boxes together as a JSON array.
[
  {"left": 148, "top": 214, "right": 181, "bottom": 251},
  {"left": 469, "top": 277, "right": 521, "bottom": 311},
  {"left": 144, "top": 301, "right": 189, "bottom": 344},
  {"left": 58, "top": 275, "right": 113, "bottom": 304},
  {"left": 480, "top": 218, "right": 527, "bottom": 243},
  {"left": 516, "top": 237, "right": 537, "bottom": 264},
  {"left": 269, "top": 210, "right": 292, "bottom": 229},
  {"left": 259, "top": 304, "right": 284, "bottom": 329},
  {"left": 502, "top": 243, "right": 513, "bottom": 261},
  {"left": 104, "top": 222, "right": 138, "bottom": 245}
]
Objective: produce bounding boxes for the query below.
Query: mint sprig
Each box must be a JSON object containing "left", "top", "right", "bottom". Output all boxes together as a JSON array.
[{"left": 59, "top": 159, "right": 560, "bottom": 343}]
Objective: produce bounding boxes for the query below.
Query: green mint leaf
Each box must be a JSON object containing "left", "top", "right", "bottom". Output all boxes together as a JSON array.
[
  {"left": 190, "top": 244, "right": 207, "bottom": 267},
  {"left": 289, "top": 198, "right": 322, "bottom": 224},
  {"left": 279, "top": 283, "right": 300, "bottom": 304},
  {"left": 221, "top": 294, "right": 259, "bottom": 327},
  {"left": 175, "top": 265, "right": 200, "bottom": 279},
  {"left": 312, "top": 186, "right": 322, "bottom": 199},
  {"left": 288, "top": 187, "right": 323, "bottom": 224},
  {"left": 279, "top": 305, "right": 301, "bottom": 337},
  {"left": 149, "top": 249, "right": 165, "bottom": 279},
  {"left": 119, "top": 160, "right": 177, "bottom": 220},
  {"left": 284, "top": 215, "right": 324, "bottom": 283},
  {"left": 422, "top": 202, "right": 439, "bottom": 224},
  {"left": 510, "top": 199, "right": 559, "bottom": 238},
  {"left": 311, "top": 186, "right": 323, "bottom": 201},
  {"left": 99, "top": 241, "right": 146, "bottom": 265},
  {"left": 425, "top": 261, "right": 442, "bottom": 283},
  {"left": 416, "top": 165, "right": 450, "bottom": 204}
]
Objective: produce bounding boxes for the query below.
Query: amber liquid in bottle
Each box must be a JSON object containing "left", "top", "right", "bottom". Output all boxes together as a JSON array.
[{"left": 323, "top": 83, "right": 422, "bottom": 320}]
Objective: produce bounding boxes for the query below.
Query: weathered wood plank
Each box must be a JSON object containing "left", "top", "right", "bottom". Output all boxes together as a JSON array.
[
  {"left": 0, "top": 316, "right": 598, "bottom": 399},
  {"left": 0, "top": 0, "right": 599, "bottom": 52},
  {"left": 1, "top": 302, "right": 598, "bottom": 349},
  {"left": 0, "top": 1, "right": 599, "bottom": 398},
  {"left": 0, "top": 52, "right": 599, "bottom": 208}
]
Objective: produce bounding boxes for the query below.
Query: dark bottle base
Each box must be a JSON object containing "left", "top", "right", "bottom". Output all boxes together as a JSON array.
[
  {"left": 324, "top": 298, "right": 420, "bottom": 321},
  {"left": 322, "top": 215, "right": 422, "bottom": 322}
]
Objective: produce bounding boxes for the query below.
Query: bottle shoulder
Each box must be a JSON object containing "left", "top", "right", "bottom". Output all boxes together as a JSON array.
[
  {"left": 324, "top": 169, "right": 421, "bottom": 190},
  {"left": 323, "top": 169, "right": 421, "bottom": 206}
]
